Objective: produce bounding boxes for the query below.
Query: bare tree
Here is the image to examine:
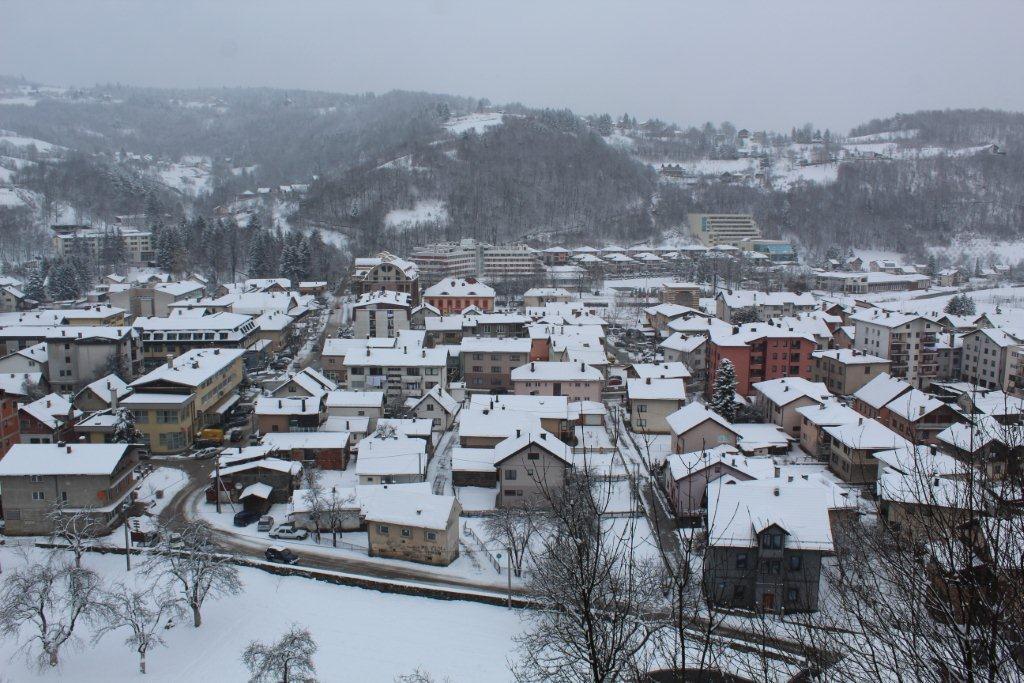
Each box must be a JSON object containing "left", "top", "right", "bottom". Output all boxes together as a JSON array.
[
  {"left": 141, "top": 520, "right": 242, "bottom": 627},
  {"left": 513, "top": 469, "right": 663, "bottom": 682},
  {"left": 483, "top": 504, "right": 541, "bottom": 577},
  {"left": 0, "top": 557, "right": 102, "bottom": 668},
  {"left": 242, "top": 624, "right": 318, "bottom": 683},
  {"left": 47, "top": 503, "right": 105, "bottom": 569},
  {"left": 94, "top": 583, "right": 184, "bottom": 674},
  {"left": 300, "top": 468, "right": 326, "bottom": 544},
  {"left": 320, "top": 486, "right": 356, "bottom": 548}
]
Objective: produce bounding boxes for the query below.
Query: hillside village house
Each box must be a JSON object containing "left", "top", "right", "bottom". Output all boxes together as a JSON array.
[
  {"left": 352, "top": 289, "right": 412, "bottom": 339},
  {"left": 351, "top": 252, "right": 421, "bottom": 304},
  {"left": 667, "top": 403, "right": 741, "bottom": 454},
  {"left": 796, "top": 401, "right": 863, "bottom": 461},
  {"left": 468, "top": 394, "right": 573, "bottom": 442},
  {"left": 73, "top": 374, "right": 131, "bottom": 412},
  {"left": 406, "top": 386, "right": 460, "bottom": 432},
  {"left": 44, "top": 326, "right": 142, "bottom": 394},
  {"left": 627, "top": 377, "right": 687, "bottom": 434},
  {"left": 255, "top": 394, "right": 326, "bottom": 434},
  {"left": 494, "top": 430, "right": 573, "bottom": 507},
  {"left": 356, "top": 435, "right": 427, "bottom": 485},
  {"left": 365, "top": 489, "right": 461, "bottom": 566},
  {"left": 523, "top": 288, "right": 573, "bottom": 308},
  {"left": 271, "top": 367, "right": 337, "bottom": 398},
  {"left": 715, "top": 290, "right": 817, "bottom": 323},
  {"left": 343, "top": 346, "right": 448, "bottom": 401},
  {"left": 253, "top": 311, "right": 296, "bottom": 353},
  {"left": 707, "top": 325, "right": 818, "bottom": 396},
  {"left": 879, "top": 388, "right": 965, "bottom": 446},
  {"left": 511, "top": 361, "right": 603, "bottom": 402},
  {"left": 261, "top": 431, "right": 353, "bottom": 470},
  {"left": 959, "top": 327, "right": 1024, "bottom": 392},
  {"left": 826, "top": 417, "right": 912, "bottom": 484},
  {"left": 19, "top": 393, "right": 82, "bottom": 444},
  {"left": 0, "top": 341, "right": 48, "bottom": 377},
  {"left": 320, "top": 337, "right": 397, "bottom": 383},
  {"left": 325, "top": 390, "right": 386, "bottom": 426},
  {"left": 704, "top": 477, "right": 842, "bottom": 613},
  {"left": 752, "top": 377, "right": 831, "bottom": 438},
  {"left": 0, "top": 443, "right": 139, "bottom": 535},
  {"left": 812, "top": 348, "right": 891, "bottom": 396},
  {"left": 663, "top": 444, "right": 775, "bottom": 519},
  {"left": 423, "top": 277, "right": 496, "bottom": 314},
  {"left": 106, "top": 280, "right": 205, "bottom": 318},
  {"left": 125, "top": 348, "right": 245, "bottom": 453},
  {"left": 852, "top": 372, "right": 913, "bottom": 419},
  {"left": 661, "top": 282, "right": 702, "bottom": 309}
]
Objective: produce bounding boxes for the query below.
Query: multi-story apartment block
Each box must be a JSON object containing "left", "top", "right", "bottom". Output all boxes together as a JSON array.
[
  {"left": 0, "top": 389, "right": 20, "bottom": 457},
  {"left": 343, "top": 347, "right": 448, "bottom": 401},
  {"left": 410, "top": 239, "right": 541, "bottom": 283},
  {"left": 51, "top": 224, "right": 155, "bottom": 266},
  {"left": 133, "top": 313, "right": 257, "bottom": 365},
  {"left": 851, "top": 309, "right": 939, "bottom": 388},
  {"left": 687, "top": 213, "right": 761, "bottom": 247},
  {"left": 351, "top": 252, "right": 421, "bottom": 304},
  {"left": 707, "top": 325, "right": 819, "bottom": 397},
  {"left": 661, "top": 282, "right": 702, "bottom": 308},
  {"left": 44, "top": 326, "right": 143, "bottom": 393},
  {"left": 352, "top": 290, "right": 411, "bottom": 339},
  {"left": 715, "top": 290, "right": 818, "bottom": 323},
  {"left": 106, "top": 280, "right": 205, "bottom": 318},
  {"left": 461, "top": 337, "right": 532, "bottom": 393},
  {"left": 811, "top": 348, "right": 891, "bottom": 396},
  {"left": 423, "top": 278, "right": 496, "bottom": 314},
  {"left": 959, "top": 327, "right": 1024, "bottom": 392},
  {"left": 0, "top": 443, "right": 140, "bottom": 535},
  {"left": 511, "top": 361, "right": 604, "bottom": 403},
  {"left": 813, "top": 271, "right": 931, "bottom": 295},
  {"left": 125, "top": 348, "right": 245, "bottom": 452}
]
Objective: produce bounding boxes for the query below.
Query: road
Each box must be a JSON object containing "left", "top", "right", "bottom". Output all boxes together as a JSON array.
[{"left": 157, "top": 455, "right": 524, "bottom": 595}]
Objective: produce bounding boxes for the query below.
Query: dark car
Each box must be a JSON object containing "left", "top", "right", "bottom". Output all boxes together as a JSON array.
[
  {"left": 265, "top": 546, "right": 299, "bottom": 565},
  {"left": 233, "top": 510, "right": 261, "bottom": 527}
]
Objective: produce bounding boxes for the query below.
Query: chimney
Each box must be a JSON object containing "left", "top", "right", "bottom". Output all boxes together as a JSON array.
[
  {"left": 787, "top": 475, "right": 794, "bottom": 482},
  {"left": 773, "top": 465, "right": 781, "bottom": 478},
  {"left": 530, "top": 362, "right": 535, "bottom": 371},
  {"left": 278, "top": 399, "right": 282, "bottom": 408},
  {"left": 46, "top": 399, "right": 51, "bottom": 408},
  {"left": 301, "top": 398, "right": 306, "bottom": 412},
  {"left": 58, "top": 440, "right": 66, "bottom": 447},
  {"left": 858, "top": 417, "right": 863, "bottom": 425},
  {"left": 66, "top": 445, "right": 71, "bottom": 453},
  {"left": 516, "top": 429, "right": 521, "bottom": 438},
  {"left": 166, "top": 354, "right": 174, "bottom": 368},
  {"left": 110, "top": 389, "right": 118, "bottom": 411},
  {"left": 773, "top": 487, "right": 780, "bottom": 497},
  {"left": 646, "top": 377, "right": 651, "bottom": 385}
]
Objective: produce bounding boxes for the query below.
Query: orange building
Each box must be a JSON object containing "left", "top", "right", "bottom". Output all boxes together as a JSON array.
[
  {"left": 0, "top": 390, "right": 20, "bottom": 458},
  {"left": 707, "top": 327, "right": 819, "bottom": 397},
  {"left": 423, "top": 278, "right": 496, "bottom": 314}
]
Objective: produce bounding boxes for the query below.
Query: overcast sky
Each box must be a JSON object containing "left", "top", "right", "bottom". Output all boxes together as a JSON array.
[{"left": 3, "top": 0, "right": 1023, "bottom": 132}]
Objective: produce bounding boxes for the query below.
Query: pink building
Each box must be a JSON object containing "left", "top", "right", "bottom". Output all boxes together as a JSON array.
[{"left": 511, "top": 361, "right": 604, "bottom": 403}]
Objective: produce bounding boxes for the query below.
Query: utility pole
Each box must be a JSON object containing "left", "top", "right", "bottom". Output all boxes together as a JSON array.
[
  {"left": 122, "top": 503, "right": 131, "bottom": 572},
  {"left": 215, "top": 459, "right": 222, "bottom": 514},
  {"left": 506, "top": 546, "right": 513, "bottom": 610}
]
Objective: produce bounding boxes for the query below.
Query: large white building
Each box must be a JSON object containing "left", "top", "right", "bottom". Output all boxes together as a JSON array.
[
  {"left": 851, "top": 309, "right": 939, "bottom": 388},
  {"left": 51, "top": 225, "right": 154, "bottom": 265},
  {"left": 410, "top": 239, "right": 541, "bottom": 283}
]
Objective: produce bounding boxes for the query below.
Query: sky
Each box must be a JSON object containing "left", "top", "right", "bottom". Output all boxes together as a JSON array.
[{"left": 3, "top": 0, "right": 1023, "bottom": 132}]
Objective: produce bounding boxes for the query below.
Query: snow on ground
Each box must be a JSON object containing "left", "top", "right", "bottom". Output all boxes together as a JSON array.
[
  {"left": 928, "top": 237, "right": 1024, "bottom": 267},
  {"left": 845, "top": 129, "right": 918, "bottom": 143},
  {"left": 771, "top": 162, "right": 839, "bottom": 190},
  {"left": 0, "top": 546, "right": 523, "bottom": 682},
  {"left": 655, "top": 158, "right": 758, "bottom": 175},
  {"left": 136, "top": 467, "right": 189, "bottom": 516},
  {"left": 0, "top": 96, "right": 38, "bottom": 106},
  {"left": 444, "top": 112, "right": 504, "bottom": 135},
  {"left": 0, "top": 166, "right": 14, "bottom": 183},
  {"left": 0, "top": 187, "right": 27, "bottom": 207},
  {"left": 0, "top": 155, "right": 35, "bottom": 170},
  {"left": 868, "top": 285, "right": 1024, "bottom": 317},
  {"left": 153, "top": 160, "right": 213, "bottom": 196},
  {"left": 603, "top": 132, "right": 635, "bottom": 149},
  {"left": 0, "top": 130, "right": 62, "bottom": 153},
  {"left": 850, "top": 247, "right": 905, "bottom": 264},
  {"left": 385, "top": 199, "right": 449, "bottom": 230}
]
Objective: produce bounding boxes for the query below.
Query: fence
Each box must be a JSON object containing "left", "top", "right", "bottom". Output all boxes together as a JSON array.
[{"left": 462, "top": 522, "right": 501, "bottom": 574}]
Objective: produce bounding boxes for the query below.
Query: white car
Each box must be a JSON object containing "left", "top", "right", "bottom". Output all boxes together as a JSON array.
[{"left": 269, "top": 523, "right": 309, "bottom": 540}]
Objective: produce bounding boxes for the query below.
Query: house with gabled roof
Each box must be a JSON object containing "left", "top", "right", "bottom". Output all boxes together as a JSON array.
[
  {"left": 494, "top": 429, "right": 573, "bottom": 507},
  {"left": 666, "top": 403, "right": 741, "bottom": 454},
  {"left": 880, "top": 388, "right": 965, "bottom": 446},
  {"left": 752, "top": 377, "right": 831, "bottom": 438},
  {"left": 663, "top": 444, "right": 775, "bottom": 519},
  {"left": 852, "top": 372, "right": 913, "bottom": 419},
  {"left": 405, "top": 385, "right": 460, "bottom": 432}
]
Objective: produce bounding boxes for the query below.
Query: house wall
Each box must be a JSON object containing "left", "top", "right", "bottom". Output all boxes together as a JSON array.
[
  {"left": 131, "top": 401, "right": 196, "bottom": 454},
  {"left": 630, "top": 398, "right": 684, "bottom": 434},
  {"left": 462, "top": 350, "right": 528, "bottom": 393},
  {"left": 828, "top": 441, "right": 882, "bottom": 484},
  {"left": 0, "top": 394, "right": 19, "bottom": 457},
  {"left": 673, "top": 420, "right": 738, "bottom": 455},
  {"left": 367, "top": 506, "right": 460, "bottom": 566},
  {"left": 703, "top": 545, "right": 824, "bottom": 613},
  {"left": 513, "top": 379, "right": 602, "bottom": 403},
  {"left": 497, "top": 444, "right": 568, "bottom": 507},
  {"left": 412, "top": 397, "right": 455, "bottom": 432},
  {"left": 813, "top": 357, "right": 890, "bottom": 396},
  {"left": 353, "top": 305, "right": 410, "bottom": 339}
]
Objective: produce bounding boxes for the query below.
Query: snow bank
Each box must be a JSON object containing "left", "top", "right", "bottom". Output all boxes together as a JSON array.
[
  {"left": 385, "top": 199, "right": 449, "bottom": 230},
  {"left": 444, "top": 112, "right": 504, "bottom": 135}
]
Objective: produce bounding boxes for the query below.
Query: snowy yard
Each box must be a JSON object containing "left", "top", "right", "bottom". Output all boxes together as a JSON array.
[
  {"left": 444, "top": 112, "right": 504, "bottom": 135},
  {"left": 0, "top": 546, "right": 523, "bottom": 682},
  {"left": 135, "top": 467, "right": 189, "bottom": 516}
]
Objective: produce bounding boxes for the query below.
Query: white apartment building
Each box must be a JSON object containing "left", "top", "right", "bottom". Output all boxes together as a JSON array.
[
  {"left": 410, "top": 239, "right": 541, "bottom": 283},
  {"left": 51, "top": 225, "right": 154, "bottom": 265},
  {"left": 959, "top": 327, "right": 1024, "bottom": 392},
  {"left": 851, "top": 309, "right": 938, "bottom": 389},
  {"left": 687, "top": 213, "right": 761, "bottom": 247},
  {"left": 343, "top": 347, "right": 448, "bottom": 400},
  {"left": 352, "top": 290, "right": 412, "bottom": 339}
]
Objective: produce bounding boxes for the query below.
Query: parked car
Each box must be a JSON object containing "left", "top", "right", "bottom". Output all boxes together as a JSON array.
[
  {"left": 269, "top": 523, "right": 309, "bottom": 540},
  {"left": 227, "top": 427, "right": 244, "bottom": 443},
  {"left": 233, "top": 510, "right": 261, "bottom": 527},
  {"left": 192, "top": 447, "right": 220, "bottom": 460},
  {"left": 606, "top": 376, "right": 623, "bottom": 387},
  {"left": 264, "top": 546, "right": 299, "bottom": 565},
  {"left": 257, "top": 515, "right": 275, "bottom": 533}
]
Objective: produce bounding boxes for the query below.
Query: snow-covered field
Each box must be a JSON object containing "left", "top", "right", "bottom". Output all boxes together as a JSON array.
[
  {"left": 0, "top": 130, "right": 62, "bottom": 154},
  {"left": 928, "top": 237, "right": 1024, "bottom": 267},
  {"left": 444, "top": 112, "right": 504, "bottom": 135},
  {"left": 153, "top": 159, "right": 213, "bottom": 196},
  {"left": 772, "top": 161, "right": 839, "bottom": 190},
  {"left": 0, "top": 187, "right": 28, "bottom": 207},
  {"left": 385, "top": 199, "right": 449, "bottom": 230},
  {"left": 0, "top": 546, "right": 522, "bottom": 682}
]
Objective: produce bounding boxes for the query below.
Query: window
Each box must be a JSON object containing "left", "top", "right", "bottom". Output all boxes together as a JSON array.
[
  {"left": 733, "top": 585, "right": 746, "bottom": 602},
  {"left": 426, "top": 531, "right": 437, "bottom": 541},
  {"left": 789, "top": 555, "right": 802, "bottom": 571},
  {"left": 638, "top": 404, "right": 648, "bottom": 413},
  {"left": 60, "top": 491, "right": 68, "bottom": 502},
  {"left": 32, "top": 491, "right": 45, "bottom": 501},
  {"left": 30, "top": 474, "right": 43, "bottom": 483},
  {"left": 736, "top": 553, "right": 748, "bottom": 569},
  {"left": 401, "top": 529, "right": 411, "bottom": 538},
  {"left": 505, "top": 469, "right": 517, "bottom": 480},
  {"left": 787, "top": 588, "right": 799, "bottom": 602},
  {"left": 527, "top": 453, "right": 540, "bottom": 460},
  {"left": 378, "top": 524, "right": 389, "bottom": 534}
]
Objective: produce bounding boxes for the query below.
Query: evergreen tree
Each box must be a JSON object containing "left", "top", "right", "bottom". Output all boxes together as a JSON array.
[
  {"left": 47, "top": 261, "right": 80, "bottom": 301},
  {"left": 247, "top": 229, "right": 273, "bottom": 278},
  {"left": 113, "top": 407, "right": 142, "bottom": 443},
  {"left": 944, "top": 293, "right": 977, "bottom": 316},
  {"left": 926, "top": 254, "right": 938, "bottom": 277},
  {"left": 709, "top": 359, "right": 738, "bottom": 422},
  {"left": 25, "top": 265, "right": 47, "bottom": 302},
  {"left": 99, "top": 227, "right": 129, "bottom": 273}
]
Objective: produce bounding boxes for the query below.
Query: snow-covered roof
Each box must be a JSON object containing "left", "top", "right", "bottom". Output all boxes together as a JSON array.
[
  {"left": 665, "top": 445, "right": 774, "bottom": 482},
  {"left": 77, "top": 374, "right": 131, "bottom": 404},
  {"left": 154, "top": 280, "right": 205, "bottom": 297},
  {"left": 255, "top": 395, "right": 321, "bottom": 416},
  {"left": 794, "top": 400, "right": 862, "bottom": 427},
  {"left": 968, "top": 391, "right": 1024, "bottom": 417},
  {"left": 853, "top": 373, "right": 912, "bottom": 410},
  {"left": 322, "top": 337, "right": 398, "bottom": 356},
  {"left": 883, "top": 389, "right": 947, "bottom": 421},
  {"left": 644, "top": 303, "right": 698, "bottom": 319},
  {"left": 0, "top": 372, "right": 40, "bottom": 397},
  {"left": 627, "top": 377, "right": 687, "bottom": 401},
  {"left": 631, "top": 362, "right": 691, "bottom": 380},
  {"left": 260, "top": 431, "right": 349, "bottom": 450},
  {"left": 459, "top": 410, "right": 542, "bottom": 440},
  {"left": 511, "top": 361, "right": 602, "bottom": 382},
  {"left": 134, "top": 312, "right": 253, "bottom": 331},
  {"left": 849, "top": 308, "right": 932, "bottom": 329},
  {"left": 13, "top": 341, "right": 47, "bottom": 363},
  {"left": 0, "top": 443, "right": 132, "bottom": 477},
  {"left": 363, "top": 489, "right": 458, "bottom": 531},
  {"left": 131, "top": 348, "right": 245, "bottom": 389},
  {"left": 255, "top": 311, "right": 294, "bottom": 332},
  {"left": 424, "top": 277, "right": 495, "bottom": 298},
  {"left": 375, "top": 418, "right": 433, "bottom": 438},
  {"left": 353, "top": 289, "right": 412, "bottom": 309},
  {"left": 450, "top": 446, "right": 498, "bottom": 473},
  {"left": 876, "top": 467, "right": 982, "bottom": 510},
  {"left": 239, "top": 482, "right": 273, "bottom": 500},
  {"left": 733, "top": 423, "right": 792, "bottom": 451},
  {"left": 660, "top": 333, "right": 707, "bottom": 354},
  {"left": 824, "top": 419, "right": 911, "bottom": 451},
  {"left": 410, "top": 386, "right": 460, "bottom": 416},
  {"left": 343, "top": 347, "right": 447, "bottom": 368},
  {"left": 213, "top": 457, "right": 302, "bottom": 478},
  {"left": 707, "top": 478, "right": 837, "bottom": 551},
  {"left": 20, "top": 393, "right": 81, "bottom": 429},
  {"left": 460, "top": 337, "right": 532, "bottom": 354},
  {"left": 493, "top": 430, "right": 573, "bottom": 465},
  {"left": 811, "top": 348, "right": 889, "bottom": 365},
  {"left": 467, "top": 394, "right": 568, "bottom": 420},
  {"left": 666, "top": 403, "right": 737, "bottom": 437},
  {"left": 356, "top": 435, "right": 426, "bottom": 477},
  {"left": 718, "top": 290, "right": 816, "bottom": 309},
  {"left": 523, "top": 287, "right": 572, "bottom": 297},
  {"left": 752, "top": 377, "right": 831, "bottom": 407},
  {"left": 873, "top": 445, "right": 964, "bottom": 477},
  {"left": 937, "top": 417, "right": 1022, "bottom": 453}
]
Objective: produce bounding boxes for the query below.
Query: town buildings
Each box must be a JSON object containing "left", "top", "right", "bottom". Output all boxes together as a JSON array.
[
  {"left": 687, "top": 213, "right": 761, "bottom": 247},
  {"left": 851, "top": 309, "right": 938, "bottom": 388},
  {"left": 423, "top": 278, "right": 496, "bottom": 314},
  {"left": 811, "top": 348, "right": 891, "bottom": 396},
  {"left": 51, "top": 224, "right": 154, "bottom": 265}
]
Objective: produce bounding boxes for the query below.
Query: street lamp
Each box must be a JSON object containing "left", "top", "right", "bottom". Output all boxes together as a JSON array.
[{"left": 121, "top": 501, "right": 132, "bottom": 572}]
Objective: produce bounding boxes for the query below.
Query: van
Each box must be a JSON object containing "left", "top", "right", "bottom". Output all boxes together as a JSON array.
[{"left": 197, "top": 428, "right": 224, "bottom": 446}]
